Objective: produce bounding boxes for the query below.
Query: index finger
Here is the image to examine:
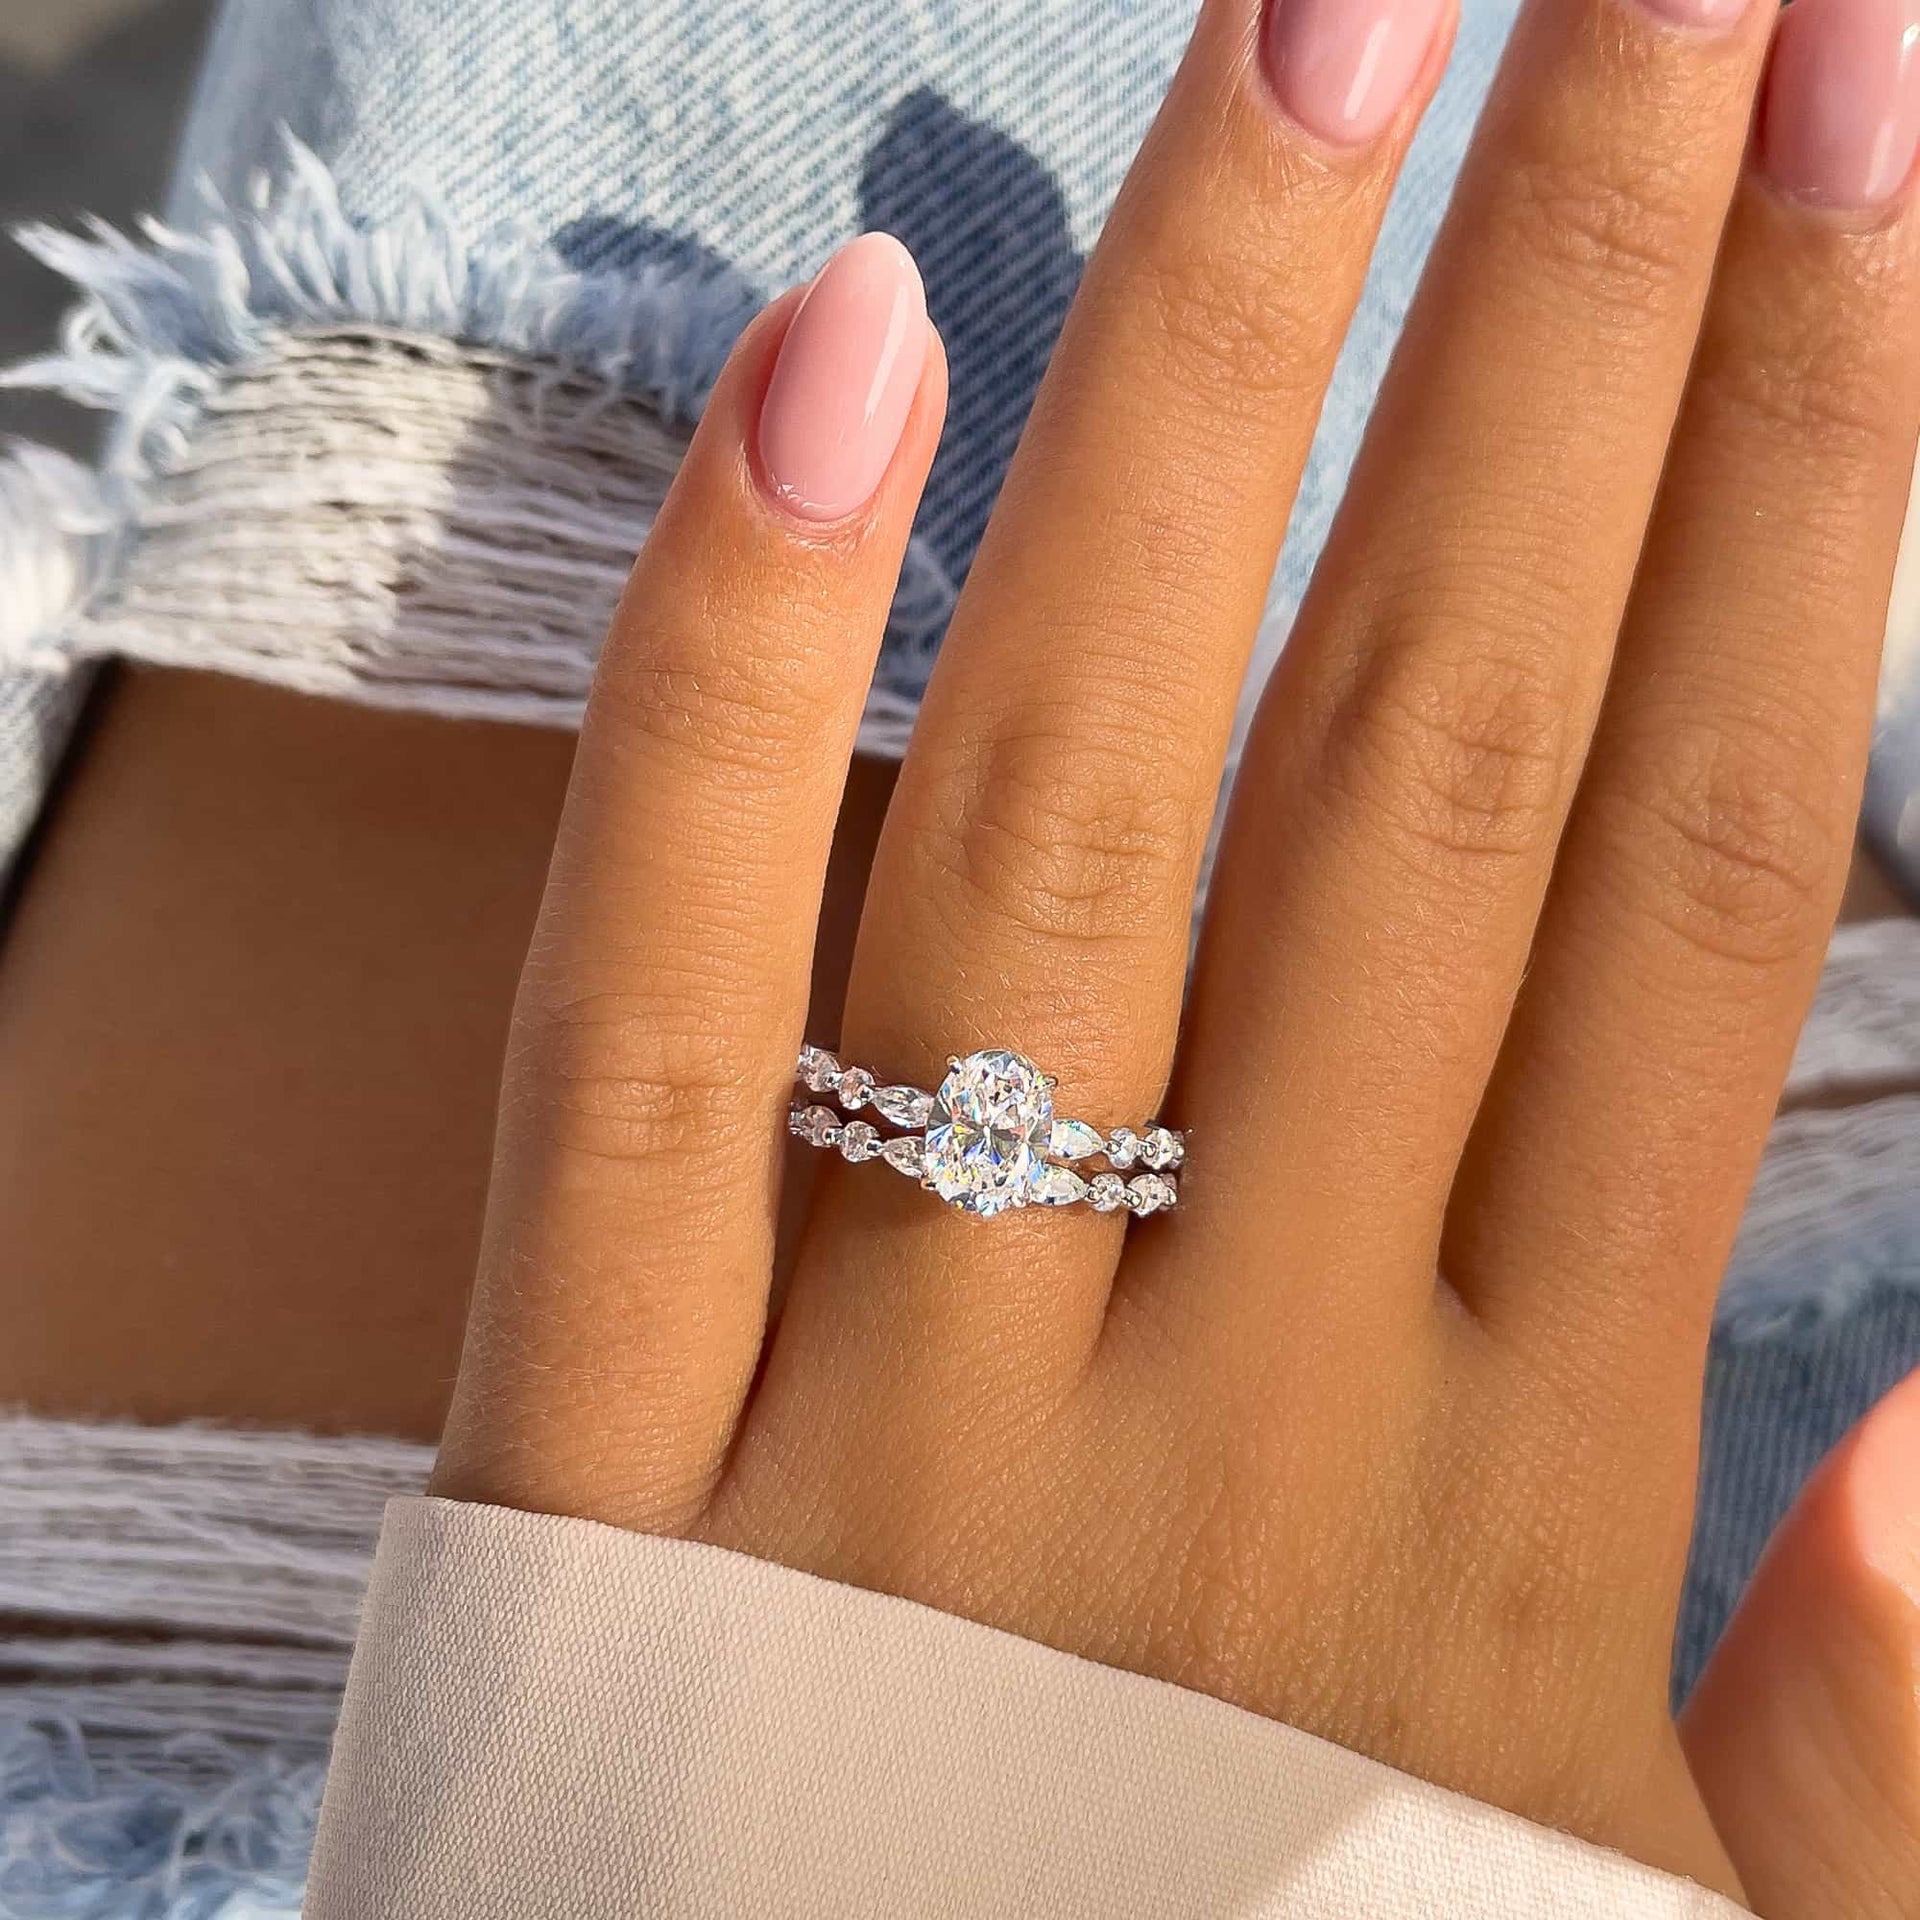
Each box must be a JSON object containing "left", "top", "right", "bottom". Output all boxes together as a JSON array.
[{"left": 435, "top": 236, "right": 947, "bottom": 1530}]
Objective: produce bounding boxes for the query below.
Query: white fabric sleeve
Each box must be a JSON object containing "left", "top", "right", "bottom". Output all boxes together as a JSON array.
[{"left": 303, "top": 1497, "right": 1742, "bottom": 1919}]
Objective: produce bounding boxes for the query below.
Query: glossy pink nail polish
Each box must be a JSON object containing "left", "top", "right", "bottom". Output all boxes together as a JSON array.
[
  {"left": 1633, "top": 0, "right": 1750, "bottom": 35},
  {"left": 1759, "top": 0, "right": 1920, "bottom": 209},
  {"left": 1262, "top": 0, "right": 1450, "bottom": 148},
  {"left": 756, "top": 232, "right": 927, "bottom": 523}
]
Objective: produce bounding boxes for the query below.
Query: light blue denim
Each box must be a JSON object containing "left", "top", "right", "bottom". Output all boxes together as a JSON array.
[
  {"left": 159, "top": 0, "right": 1546, "bottom": 659},
  {"left": 2, "top": 0, "right": 1918, "bottom": 1911}
]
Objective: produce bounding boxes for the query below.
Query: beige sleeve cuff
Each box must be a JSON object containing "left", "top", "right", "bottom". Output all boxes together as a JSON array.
[{"left": 304, "top": 1496, "right": 1740, "bottom": 1919}]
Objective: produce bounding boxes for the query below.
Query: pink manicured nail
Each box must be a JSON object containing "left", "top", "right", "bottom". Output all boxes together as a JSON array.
[
  {"left": 755, "top": 232, "right": 927, "bottom": 523},
  {"left": 1262, "top": 0, "right": 1449, "bottom": 147},
  {"left": 1758, "top": 0, "right": 1920, "bottom": 209},
  {"left": 1633, "top": 0, "right": 1750, "bottom": 36}
]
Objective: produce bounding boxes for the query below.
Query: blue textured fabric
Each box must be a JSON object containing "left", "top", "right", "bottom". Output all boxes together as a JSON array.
[
  {"left": 163, "top": 0, "right": 1529, "bottom": 659},
  {"left": 0, "top": 1719, "right": 321, "bottom": 1920},
  {"left": 1675, "top": 1283, "right": 1920, "bottom": 1705}
]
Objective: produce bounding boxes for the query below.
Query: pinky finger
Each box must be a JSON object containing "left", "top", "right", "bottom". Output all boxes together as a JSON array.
[{"left": 433, "top": 236, "right": 945, "bottom": 1532}]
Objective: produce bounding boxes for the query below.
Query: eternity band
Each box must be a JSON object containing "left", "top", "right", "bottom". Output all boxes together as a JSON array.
[{"left": 791, "top": 1044, "right": 1183, "bottom": 1219}]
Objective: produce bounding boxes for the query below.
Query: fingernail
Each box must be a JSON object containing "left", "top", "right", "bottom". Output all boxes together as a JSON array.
[
  {"left": 755, "top": 232, "right": 927, "bottom": 523},
  {"left": 1631, "top": 0, "right": 1750, "bottom": 36},
  {"left": 1262, "top": 0, "right": 1449, "bottom": 148},
  {"left": 1758, "top": 0, "right": 1920, "bottom": 210}
]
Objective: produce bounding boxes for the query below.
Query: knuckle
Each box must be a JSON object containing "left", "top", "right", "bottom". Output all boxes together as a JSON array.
[
  {"left": 1616, "top": 722, "right": 1846, "bottom": 969},
  {"left": 510, "top": 990, "right": 760, "bottom": 1179},
  {"left": 1691, "top": 333, "right": 1907, "bottom": 479},
  {"left": 599, "top": 629, "right": 847, "bottom": 784},
  {"left": 1140, "top": 249, "right": 1320, "bottom": 409},
  {"left": 1318, "top": 631, "right": 1575, "bottom": 872},
  {"left": 920, "top": 726, "right": 1202, "bottom": 950},
  {"left": 1498, "top": 149, "right": 1698, "bottom": 321}
]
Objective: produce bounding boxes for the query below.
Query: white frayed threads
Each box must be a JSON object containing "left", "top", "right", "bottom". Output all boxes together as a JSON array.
[
  {"left": 4, "top": 134, "right": 763, "bottom": 478},
  {"left": 0, "top": 1416, "right": 429, "bottom": 1918},
  {"left": 0, "top": 136, "right": 954, "bottom": 758},
  {"left": 27, "top": 328, "right": 946, "bottom": 747},
  {"left": 0, "top": 445, "right": 112, "bottom": 880},
  {"left": 0, "top": 442, "right": 114, "bottom": 667}
]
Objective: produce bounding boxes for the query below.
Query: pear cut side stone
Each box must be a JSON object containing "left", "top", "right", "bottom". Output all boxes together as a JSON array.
[
  {"left": 1048, "top": 1118, "right": 1104, "bottom": 1162},
  {"left": 922, "top": 1048, "right": 1055, "bottom": 1217},
  {"left": 1030, "top": 1164, "right": 1090, "bottom": 1207},
  {"left": 880, "top": 1134, "right": 925, "bottom": 1177}
]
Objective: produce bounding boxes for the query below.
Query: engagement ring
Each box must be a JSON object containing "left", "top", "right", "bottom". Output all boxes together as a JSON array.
[{"left": 791, "top": 1045, "right": 1183, "bottom": 1219}]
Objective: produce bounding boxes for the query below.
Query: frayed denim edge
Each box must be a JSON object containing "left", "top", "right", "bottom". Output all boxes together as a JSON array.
[
  {"left": 0, "top": 131, "right": 956, "bottom": 731},
  {"left": 0, "top": 1714, "right": 319, "bottom": 1920},
  {"left": 0, "top": 445, "right": 114, "bottom": 662}
]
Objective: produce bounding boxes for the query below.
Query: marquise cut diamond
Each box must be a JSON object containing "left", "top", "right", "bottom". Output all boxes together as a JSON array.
[
  {"left": 871, "top": 1084, "right": 935, "bottom": 1129},
  {"left": 922, "top": 1048, "right": 1055, "bottom": 1217}
]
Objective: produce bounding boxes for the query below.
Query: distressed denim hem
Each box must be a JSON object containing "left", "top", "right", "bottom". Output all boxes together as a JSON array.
[
  {"left": 0, "top": 1715, "right": 321, "bottom": 1919},
  {"left": 0, "top": 136, "right": 957, "bottom": 879}
]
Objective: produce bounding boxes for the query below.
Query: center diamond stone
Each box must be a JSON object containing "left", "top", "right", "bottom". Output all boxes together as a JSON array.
[{"left": 921, "top": 1048, "right": 1055, "bottom": 1217}]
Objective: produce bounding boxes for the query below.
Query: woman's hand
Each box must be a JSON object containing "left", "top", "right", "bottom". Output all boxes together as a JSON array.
[{"left": 432, "top": 0, "right": 1920, "bottom": 1898}]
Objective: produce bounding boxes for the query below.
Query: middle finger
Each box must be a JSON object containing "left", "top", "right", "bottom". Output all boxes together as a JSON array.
[{"left": 806, "top": 0, "right": 1453, "bottom": 1359}]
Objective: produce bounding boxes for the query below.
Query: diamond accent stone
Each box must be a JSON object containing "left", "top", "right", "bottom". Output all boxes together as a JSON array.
[
  {"left": 1087, "top": 1172, "right": 1128, "bottom": 1213},
  {"left": 799, "top": 1047, "right": 842, "bottom": 1095},
  {"left": 871, "top": 1084, "right": 936, "bottom": 1129},
  {"left": 838, "top": 1119, "right": 881, "bottom": 1161},
  {"left": 837, "top": 1067, "right": 875, "bottom": 1108},
  {"left": 879, "top": 1134, "right": 925, "bottom": 1177},
  {"left": 1138, "top": 1126, "right": 1182, "bottom": 1171},
  {"left": 921, "top": 1048, "right": 1055, "bottom": 1218},
  {"left": 1126, "top": 1172, "right": 1175, "bottom": 1215},
  {"left": 1029, "top": 1163, "right": 1090, "bottom": 1207},
  {"left": 1105, "top": 1126, "right": 1139, "bottom": 1170},
  {"left": 1048, "top": 1117, "right": 1104, "bottom": 1162},
  {"left": 792, "top": 1104, "right": 841, "bottom": 1147}
]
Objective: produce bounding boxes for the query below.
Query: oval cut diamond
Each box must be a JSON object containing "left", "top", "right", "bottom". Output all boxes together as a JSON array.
[{"left": 922, "top": 1049, "right": 1055, "bottom": 1217}]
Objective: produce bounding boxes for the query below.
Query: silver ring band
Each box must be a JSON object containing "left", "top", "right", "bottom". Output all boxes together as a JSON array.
[{"left": 792, "top": 1045, "right": 1183, "bottom": 1219}]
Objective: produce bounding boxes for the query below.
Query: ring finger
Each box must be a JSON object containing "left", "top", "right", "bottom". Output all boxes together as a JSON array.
[
  {"left": 1161, "top": 0, "right": 1777, "bottom": 1354},
  {"left": 1448, "top": 62, "right": 1920, "bottom": 1376}
]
